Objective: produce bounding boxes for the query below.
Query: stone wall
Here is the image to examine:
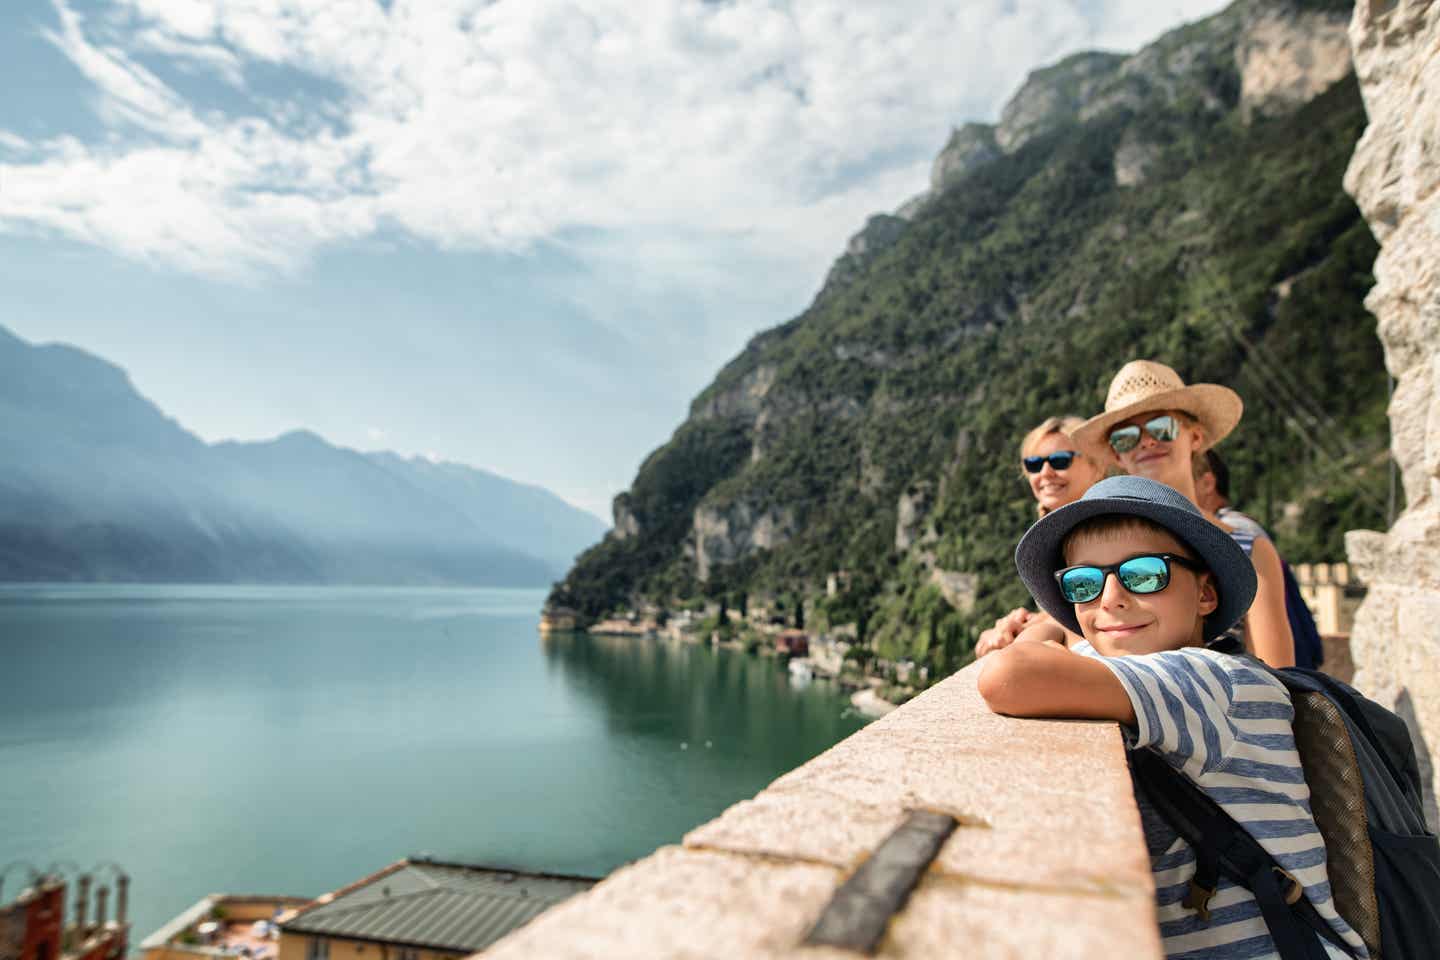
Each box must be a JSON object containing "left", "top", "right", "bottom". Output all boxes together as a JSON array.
[
  {"left": 1343, "top": 0, "right": 1440, "bottom": 824},
  {"left": 480, "top": 664, "right": 1159, "bottom": 958}
]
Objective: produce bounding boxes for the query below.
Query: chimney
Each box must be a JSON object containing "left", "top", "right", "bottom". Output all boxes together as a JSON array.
[
  {"left": 94, "top": 885, "right": 109, "bottom": 935},
  {"left": 115, "top": 875, "right": 129, "bottom": 926},
  {"left": 75, "top": 874, "right": 92, "bottom": 937}
]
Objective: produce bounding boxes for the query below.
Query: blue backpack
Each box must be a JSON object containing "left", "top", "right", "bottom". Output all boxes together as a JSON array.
[{"left": 1131, "top": 664, "right": 1440, "bottom": 959}]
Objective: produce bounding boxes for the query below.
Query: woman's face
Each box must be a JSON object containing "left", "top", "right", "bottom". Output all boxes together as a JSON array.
[
  {"left": 1025, "top": 432, "right": 1101, "bottom": 513},
  {"left": 1110, "top": 409, "right": 1205, "bottom": 486}
]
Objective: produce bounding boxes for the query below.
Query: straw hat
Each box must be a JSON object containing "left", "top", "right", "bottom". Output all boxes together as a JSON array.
[{"left": 1070, "top": 360, "right": 1243, "bottom": 459}]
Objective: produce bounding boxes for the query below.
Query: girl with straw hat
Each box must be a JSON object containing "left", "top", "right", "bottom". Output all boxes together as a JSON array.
[{"left": 1068, "top": 359, "right": 1295, "bottom": 667}]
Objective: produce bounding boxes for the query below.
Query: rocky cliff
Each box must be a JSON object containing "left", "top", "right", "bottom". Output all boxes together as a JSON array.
[
  {"left": 1343, "top": 0, "right": 1440, "bottom": 823},
  {"left": 551, "top": 0, "right": 1386, "bottom": 675}
]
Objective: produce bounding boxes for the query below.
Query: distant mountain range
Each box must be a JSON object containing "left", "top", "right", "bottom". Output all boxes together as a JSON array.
[{"left": 0, "top": 324, "right": 607, "bottom": 585}]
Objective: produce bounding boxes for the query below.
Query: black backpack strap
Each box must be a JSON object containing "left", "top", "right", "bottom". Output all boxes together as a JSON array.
[{"left": 1130, "top": 748, "right": 1352, "bottom": 959}]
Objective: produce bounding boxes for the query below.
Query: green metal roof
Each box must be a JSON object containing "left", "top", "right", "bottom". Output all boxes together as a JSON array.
[{"left": 282, "top": 860, "right": 596, "bottom": 953}]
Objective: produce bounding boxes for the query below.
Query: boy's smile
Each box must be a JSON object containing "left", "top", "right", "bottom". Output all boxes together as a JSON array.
[{"left": 1064, "top": 526, "right": 1217, "bottom": 656}]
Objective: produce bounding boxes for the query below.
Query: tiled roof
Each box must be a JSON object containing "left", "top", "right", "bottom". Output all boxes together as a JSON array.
[{"left": 282, "top": 860, "right": 596, "bottom": 953}]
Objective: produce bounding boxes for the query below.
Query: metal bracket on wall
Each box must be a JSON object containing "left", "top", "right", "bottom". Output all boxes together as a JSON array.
[{"left": 802, "top": 810, "right": 958, "bottom": 954}]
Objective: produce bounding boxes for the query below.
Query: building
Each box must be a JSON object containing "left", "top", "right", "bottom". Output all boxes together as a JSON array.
[
  {"left": 277, "top": 859, "right": 595, "bottom": 960},
  {"left": 0, "top": 870, "right": 129, "bottom": 960},
  {"left": 774, "top": 630, "right": 809, "bottom": 657},
  {"left": 140, "top": 895, "right": 312, "bottom": 960},
  {"left": 142, "top": 861, "right": 596, "bottom": 960}
]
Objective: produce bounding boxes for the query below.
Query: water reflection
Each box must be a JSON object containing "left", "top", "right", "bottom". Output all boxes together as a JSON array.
[
  {"left": 539, "top": 631, "right": 865, "bottom": 771},
  {"left": 0, "top": 587, "right": 865, "bottom": 952}
]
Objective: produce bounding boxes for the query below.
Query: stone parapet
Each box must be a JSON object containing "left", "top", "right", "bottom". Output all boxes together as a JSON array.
[
  {"left": 1343, "top": 0, "right": 1440, "bottom": 822},
  {"left": 480, "top": 663, "right": 1160, "bottom": 958}
]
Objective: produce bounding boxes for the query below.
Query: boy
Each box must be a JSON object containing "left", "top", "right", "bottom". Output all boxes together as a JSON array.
[{"left": 979, "top": 475, "right": 1365, "bottom": 959}]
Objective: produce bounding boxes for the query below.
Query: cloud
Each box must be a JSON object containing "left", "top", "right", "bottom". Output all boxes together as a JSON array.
[{"left": 1, "top": 0, "right": 1231, "bottom": 281}]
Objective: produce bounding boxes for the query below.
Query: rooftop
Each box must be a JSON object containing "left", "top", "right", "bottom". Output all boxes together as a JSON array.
[{"left": 281, "top": 859, "right": 598, "bottom": 954}]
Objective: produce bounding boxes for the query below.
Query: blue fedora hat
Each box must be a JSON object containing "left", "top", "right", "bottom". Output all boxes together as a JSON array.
[{"left": 1014, "top": 476, "right": 1256, "bottom": 641}]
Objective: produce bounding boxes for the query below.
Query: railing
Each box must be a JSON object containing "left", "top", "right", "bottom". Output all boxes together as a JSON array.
[
  {"left": 1292, "top": 562, "right": 1366, "bottom": 637},
  {"left": 479, "top": 662, "right": 1160, "bottom": 958}
]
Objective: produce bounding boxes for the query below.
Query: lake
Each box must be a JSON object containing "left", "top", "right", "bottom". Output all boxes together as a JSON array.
[{"left": 0, "top": 584, "right": 867, "bottom": 945}]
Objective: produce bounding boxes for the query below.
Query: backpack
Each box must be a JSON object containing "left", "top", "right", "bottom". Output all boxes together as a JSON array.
[{"left": 1130, "top": 664, "right": 1440, "bottom": 960}]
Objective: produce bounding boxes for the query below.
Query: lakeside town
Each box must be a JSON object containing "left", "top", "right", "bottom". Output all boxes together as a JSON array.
[
  {"left": 542, "top": 574, "right": 924, "bottom": 719},
  {"left": 542, "top": 560, "right": 1366, "bottom": 718}
]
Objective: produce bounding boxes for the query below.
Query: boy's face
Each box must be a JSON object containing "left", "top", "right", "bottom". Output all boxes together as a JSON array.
[{"left": 1062, "top": 526, "right": 1218, "bottom": 656}]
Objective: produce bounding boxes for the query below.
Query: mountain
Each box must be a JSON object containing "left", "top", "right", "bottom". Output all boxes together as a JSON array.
[
  {"left": 363, "top": 451, "right": 607, "bottom": 573},
  {"left": 548, "top": 0, "right": 1384, "bottom": 671},
  {"left": 0, "top": 327, "right": 605, "bottom": 585}
]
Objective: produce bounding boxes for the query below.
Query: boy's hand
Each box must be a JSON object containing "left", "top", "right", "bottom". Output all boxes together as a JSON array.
[
  {"left": 975, "top": 607, "right": 1035, "bottom": 657},
  {"left": 1010, "top": 616, "right": 1068, "bottom": 647}
]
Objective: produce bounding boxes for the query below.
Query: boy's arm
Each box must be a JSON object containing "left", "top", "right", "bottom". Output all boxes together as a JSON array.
[{"left": 977, "top": 640, "right": 1136, "bottom": 724}]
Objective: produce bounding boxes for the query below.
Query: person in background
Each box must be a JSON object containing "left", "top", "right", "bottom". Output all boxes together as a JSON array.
[
  {"left": 975, "top": 416, "right": 1106, "bottom": 657},
  {"left": 1068, "top": 359, "right": 1295, "bottom": 668},
  {"left": 1194, "top": 449, "right": 1325, "bottom": 669}
]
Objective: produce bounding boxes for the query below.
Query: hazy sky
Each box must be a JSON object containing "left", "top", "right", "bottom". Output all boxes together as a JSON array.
[{"left": 0, "top": 0, "right": 1230, "bottom": 521}]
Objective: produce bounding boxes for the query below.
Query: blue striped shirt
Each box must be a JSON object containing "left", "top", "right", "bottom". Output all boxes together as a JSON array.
[{"left": 1076, "top": 642, "right": 1366, "bottom": 959}]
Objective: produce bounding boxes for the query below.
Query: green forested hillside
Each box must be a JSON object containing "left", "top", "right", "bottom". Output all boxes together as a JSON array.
[{"left": 550, "top": 0, "right": 1390, "bottom": 678}]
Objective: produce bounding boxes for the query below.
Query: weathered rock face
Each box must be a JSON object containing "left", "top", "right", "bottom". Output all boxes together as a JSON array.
[
  {"left": 1114, "top": 129, "right": 1161, "bottom": 187},
  {"left": 930, "top": 123, "right": 1001, "bottom": 193},
  {"left": 692, "top": 501, "right": 797, "bottom": 581},
  {"left": 819, "top": 215, "right": 910, "bottom": 297},
  {"left": 895, "top": 482, "right": 935, "bottom": 552},
  {"left": 1238, "top": 1, "right": 1352, "bottom": 122},
  {"left": 1343, "top": 0, "right": 1440, "bottom": 823},
  {"left": 693, "top": 364, "right": 777, "bottom": 422},
  {"left": 996, "top": 52, "right": 1127, "bottom": 152},
  {"left": 929, "top": 568, "right": 979, "bottom": 615},
  {"left": 611, "top": 493, "right": 641, "bottom": 541},
  {"left": 845, "top": 214, "right": 907, "bottom": 258}
]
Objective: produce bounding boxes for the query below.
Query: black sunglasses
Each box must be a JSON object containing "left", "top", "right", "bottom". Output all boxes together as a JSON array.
[
  {"left": 1022, "top": 450, "right": 1077, "bottom": 474},
  {"left": 1108, "top": 414, "right": 1180, "bottom": 454},
  {"left": 1054, "top": 553, "right": 1202, "bottom": 603}
]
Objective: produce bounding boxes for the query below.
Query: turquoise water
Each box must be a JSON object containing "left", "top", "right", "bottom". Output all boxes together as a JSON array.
[{"left": 0, "top": 585, "right": 866, "bottom": 945}]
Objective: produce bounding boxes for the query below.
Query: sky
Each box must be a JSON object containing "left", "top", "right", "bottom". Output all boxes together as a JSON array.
[{"left": 0, "top": 0, "right": 1232, "bottom": 522}]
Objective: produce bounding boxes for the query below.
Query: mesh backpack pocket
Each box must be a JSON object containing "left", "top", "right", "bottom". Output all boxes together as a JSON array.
[
  {"left": 1276, "top": 669, "right": 1440, "bottom": 960},
  {"left": 1289, "top": 687, "right": 1381, "bottom": 956}
]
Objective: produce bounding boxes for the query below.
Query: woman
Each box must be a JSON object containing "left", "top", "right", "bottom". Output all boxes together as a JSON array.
[
  {"left": 1068, "top": 359, "right": 1295, "bottom": 667},
  {"left": 974, "top": 416, "right": 1106, "bottom": 657}
]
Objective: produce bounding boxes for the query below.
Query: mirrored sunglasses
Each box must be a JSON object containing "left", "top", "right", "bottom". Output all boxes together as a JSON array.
[
  {"left": 1022, "top": 450, "right": 1077, "bottom": 474},
  {"left": 1108, "top": 414, "right": 1179, "bottom": 454},
  {"left": 1054, "top": 553, "right": 1202, "bottom": 603}
]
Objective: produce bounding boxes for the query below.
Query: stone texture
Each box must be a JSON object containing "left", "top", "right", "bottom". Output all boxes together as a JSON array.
[
  {"left": 693, "top": 364, "right": 777, "bottom": 422},
  {"left": 1343, "top": 0, "right": 1440, "bottom": 819},
  {"left": 686, "top": 665, "right": 1153, "bottom": 896},
  {"left": 692, "top": 500, "right": 797, "bottom": 581},
  {"left": 930, "top": 123, "right": 1001, "bottom": 193},
  {"left": 845, "top": 214, "right": 908, "bottom": 259},
  {"left": 481, "top": 666, "right": 1159, "bottom": 958},
  {"left": 480, "top": 847, "right": 841, "bottom": 960},
  {"left": 894, "top": 482, "right": 934, "bottom": 552},
  {"left": 928, "top": 568, "right": 979, "bottom": 615},
  {"left": 610, "top": 493, "right": 640, "bottom": 541},
  {"left": 1113, "top": 129, "right": 1161, "bottom": 187},
  {"left": 996, "top": 52, "right": 1127, "bottom": 152},
  {"left": 819, "top": 215, "right": 910, "bottom": 299},
  {"left": 1237, "top": 1, "right": 1352, "bottom": 123}
]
